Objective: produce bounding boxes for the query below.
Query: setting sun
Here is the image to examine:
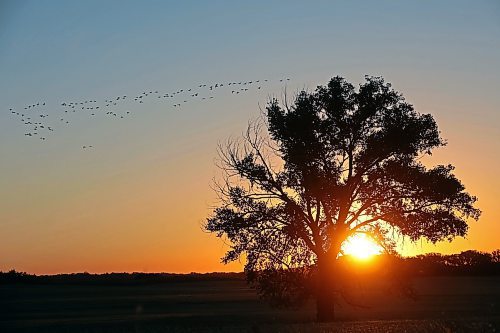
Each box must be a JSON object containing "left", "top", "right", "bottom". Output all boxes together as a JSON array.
[{"left": 342, "top": 234, "right": 383, "bottom": 260}]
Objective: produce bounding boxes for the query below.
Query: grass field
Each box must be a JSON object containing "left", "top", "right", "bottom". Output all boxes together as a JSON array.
[{"left": 1, "top": 276, "right": 499, "bottom": 332}]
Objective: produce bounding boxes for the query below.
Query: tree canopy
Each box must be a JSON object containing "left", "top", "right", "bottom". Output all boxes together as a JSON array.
[{"left": 205, "top": 76, "right": 480, "bottom": 321}]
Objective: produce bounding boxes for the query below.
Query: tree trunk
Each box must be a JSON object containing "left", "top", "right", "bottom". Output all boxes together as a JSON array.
[
  {"left": 315, "top": 256, "right": 336, "bottom": 322},
  {"left": 316, "top": 286, "right": 335, "bottom": 322}
]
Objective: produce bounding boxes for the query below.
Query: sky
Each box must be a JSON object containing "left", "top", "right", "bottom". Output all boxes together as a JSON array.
[{"left": 1, "top": 0, "right": 499, "bottom": 274}]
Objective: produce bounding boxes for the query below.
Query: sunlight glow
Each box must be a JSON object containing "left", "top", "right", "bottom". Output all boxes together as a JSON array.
[{"left": 342, "top": 234, "right": 383, "bottom": 260}]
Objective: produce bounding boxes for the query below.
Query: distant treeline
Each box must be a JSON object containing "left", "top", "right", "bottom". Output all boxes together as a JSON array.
[
  {"left": 2, "top": 250, "right": 499, "bottom": 285},
  {"left": 395, "top": 249, "right": 500, "bottom": 276},
  {"left": 0, "top": 271, "right": 245, "bottom": 285}
]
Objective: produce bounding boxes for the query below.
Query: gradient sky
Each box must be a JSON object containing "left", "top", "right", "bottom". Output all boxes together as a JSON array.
[{"left": 1, "top": 0, "right": 499, "bottom": 274}]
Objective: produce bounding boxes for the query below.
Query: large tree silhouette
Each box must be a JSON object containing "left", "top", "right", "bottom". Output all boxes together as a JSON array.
[{"left": 205, "top": 76, "right": 480, "bottom": 321}]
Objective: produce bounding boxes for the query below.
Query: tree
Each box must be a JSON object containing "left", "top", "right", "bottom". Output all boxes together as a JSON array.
[
  {"left": 448, "top": 250, "right": 492, "bottom": 267},
  {"left": 492, "top": 249, "right": 500, "bottom": 263},
  {"left": 205, "top": 76, "right": 480, "bottom": 321}
]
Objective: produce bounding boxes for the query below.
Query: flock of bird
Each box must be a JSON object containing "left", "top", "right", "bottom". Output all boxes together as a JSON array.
[{"left": 6, "top": 77, "right": 291, "bottom": 149}]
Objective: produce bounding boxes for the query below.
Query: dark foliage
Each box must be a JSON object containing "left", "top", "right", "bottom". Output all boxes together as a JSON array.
[
  {"left": 205, "top": 76, "right": 480, "bottom": 320},
  {"left": 405, "top": 250, "right": 500, "bottom": 276}
]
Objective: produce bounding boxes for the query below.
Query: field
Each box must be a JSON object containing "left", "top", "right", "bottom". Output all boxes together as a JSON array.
[{"left": 1, "top": 276, "right": 499, "bottom": 332}]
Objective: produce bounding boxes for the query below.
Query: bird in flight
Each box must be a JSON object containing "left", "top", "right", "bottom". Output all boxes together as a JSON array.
[{"left": 6, "top": 77, "right": 292, "bottom": 150}]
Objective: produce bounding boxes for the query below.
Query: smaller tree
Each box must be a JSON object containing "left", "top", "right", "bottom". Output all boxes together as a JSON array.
[{"left": 449, "top": 250, "right": 492, "bottom": 267}]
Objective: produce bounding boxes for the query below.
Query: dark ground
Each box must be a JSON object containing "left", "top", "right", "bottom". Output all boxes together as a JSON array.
[{"left": 1, "top": 276, "right": 499, "bottom": 332}]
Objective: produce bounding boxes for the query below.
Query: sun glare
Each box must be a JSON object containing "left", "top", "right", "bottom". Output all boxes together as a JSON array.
[{"left": 342, "top": 234, "right": 383, "bottom": 260}]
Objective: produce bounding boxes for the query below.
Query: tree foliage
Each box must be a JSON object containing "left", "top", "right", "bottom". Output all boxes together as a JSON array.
[{"left": 205, "top": 76, "right": 480, "bottom": 316}]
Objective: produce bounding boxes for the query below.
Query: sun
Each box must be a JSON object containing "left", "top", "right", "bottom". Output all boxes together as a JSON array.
[{"left": 342, "top": 234, "right": 383, "bottom": 260}]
